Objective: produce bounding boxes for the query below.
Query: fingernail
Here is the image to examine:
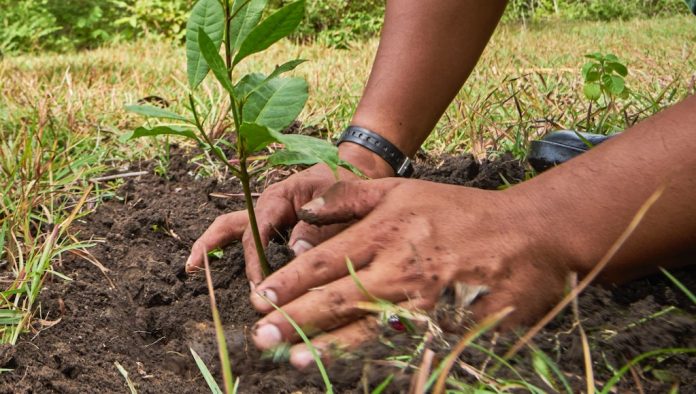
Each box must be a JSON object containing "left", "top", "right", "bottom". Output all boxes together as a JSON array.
[
  {"left": 301, "top": 197, "right": 324, "bottom": 213},
  {"left": 249, "top": 282, "right": 256, "bottom": 292},
  {"left": 291, "top": 239, "right": 314, "bottom": 256},
  {"left": 185, "top": 256, "right": 193, "bottom": 271},
  {"left": 291, "top": 348, "right": 318, "bottom": 370},
  {"left": 251, "top": 288, "right": 278, "bottom": 306},
  {"left": 253, "top": 324, "right": 282, "bottom": 349}
]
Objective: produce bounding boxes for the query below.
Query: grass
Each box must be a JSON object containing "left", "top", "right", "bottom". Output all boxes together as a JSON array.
[{"left": 0, "top": 13, "right": 694, "bottom": 391}]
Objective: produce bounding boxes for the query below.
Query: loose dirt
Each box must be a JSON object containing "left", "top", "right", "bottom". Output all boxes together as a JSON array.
[{"left": 1, "top": 149, "right": 693, "bottom": 393}]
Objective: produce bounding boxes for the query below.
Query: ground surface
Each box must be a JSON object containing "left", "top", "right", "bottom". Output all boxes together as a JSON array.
[{"left": 0, "top": 152, "right": 694, "bottom": 393}]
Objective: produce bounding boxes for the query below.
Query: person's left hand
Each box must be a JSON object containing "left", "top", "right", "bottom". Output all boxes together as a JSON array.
[{"left": 248, "top": 178, "right": 575, "bottom": 370}]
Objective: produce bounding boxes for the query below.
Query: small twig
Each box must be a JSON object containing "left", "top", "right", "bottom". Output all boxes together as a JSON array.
[
  {"left": 571, "top": 272, "right": 596, "bottom": 394},
  {"left": 144, "top": 336, "right": 167, "bottom": 348},
  {"left": 89, "top": 171, "right": 148, "bottom": 183},
  {"left": 433, "top": 307, "right": 514, "bottom": 394},
  {"left": 629, "top": 363, "right": 645, "bottom": 394},
  {"left": 209, "top": 192, "right": 261, "bottom": 199}
]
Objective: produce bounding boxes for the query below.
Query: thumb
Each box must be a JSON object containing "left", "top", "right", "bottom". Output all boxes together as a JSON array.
[
  {"left": 186, "top": 210, "right": 248, "bottom": 273},
  {"left": 297, "top": 178, "right": 403, "bottom": 226}
]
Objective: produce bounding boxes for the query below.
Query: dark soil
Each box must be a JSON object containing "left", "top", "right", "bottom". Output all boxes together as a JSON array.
[{"left": 1, "top": 149, "right": 694, "bottom": 393}]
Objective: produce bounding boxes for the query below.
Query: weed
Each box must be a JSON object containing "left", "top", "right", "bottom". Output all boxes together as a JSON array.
[{"left": 581, "top": 52, "right": 630, "bottom": 134}]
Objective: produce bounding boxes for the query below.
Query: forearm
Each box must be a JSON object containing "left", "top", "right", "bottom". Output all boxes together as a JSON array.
[
  {"left": 341, "top": 0, "right": 507, "bottom": 176},
  {"left": 516, "top": 95, "right": 696, "bottom": 282}
]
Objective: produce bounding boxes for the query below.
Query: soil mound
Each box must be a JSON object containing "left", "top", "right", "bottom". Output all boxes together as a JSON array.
[{"left": 0, "top": 150, "right": 693, "bottom": 393}]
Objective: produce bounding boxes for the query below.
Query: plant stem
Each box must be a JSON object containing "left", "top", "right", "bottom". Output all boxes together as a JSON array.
[
  {"left": 238, "top": 155, "right": 271, "bottom": 276},
  {"left": 222, "top": 0, "right": 270, "bottom": 276}
]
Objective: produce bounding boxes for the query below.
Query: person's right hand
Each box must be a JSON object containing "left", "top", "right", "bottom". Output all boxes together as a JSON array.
[{"left": 186, "top": 144, "right": 395, "bottom": 284}]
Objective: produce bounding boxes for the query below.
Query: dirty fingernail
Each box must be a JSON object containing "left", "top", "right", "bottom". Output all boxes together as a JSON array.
[
  {"left": 254, "top": 324, "right": 282, "bottom": 349},
  {"left": 291, "top": 239, "right": 314, "bottom": 256},
  {"left": 251, "top": 288, "right": 278, "bottom": 306},
  {"left": 291, "top": 348, "right": 318, "bottom": 370},
  {"left": 301, "top": 197, "right": 324, "bottom": 213},
  {"left": 185, "top": 256, "right": 193, "bottom": 271}
]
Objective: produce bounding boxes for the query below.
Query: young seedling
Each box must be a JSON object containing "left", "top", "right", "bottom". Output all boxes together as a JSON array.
[
  {"left": 581, "top": 52, "right": 630, "bottom": 134},
  {"left": 125, "top": 0, "right": 345, "bottom": 277}
]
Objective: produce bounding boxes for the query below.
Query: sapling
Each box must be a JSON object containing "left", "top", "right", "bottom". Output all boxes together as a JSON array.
[
  {"left": 125, "top": 0, "right": 345, "bottom": 277},
  {"left": 581, "top": 52, "right": 630, "bottom": 134}
]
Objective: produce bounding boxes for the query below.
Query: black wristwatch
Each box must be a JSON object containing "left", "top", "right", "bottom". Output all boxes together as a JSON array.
[{"left": 337, "top": 126, "right": 414, "bottom": 177}]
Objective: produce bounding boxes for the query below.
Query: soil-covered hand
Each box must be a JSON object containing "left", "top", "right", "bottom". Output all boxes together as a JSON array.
[
  {"left": 186, "top": 144, "right": 394, "bottom": 283},
  {"left": 248, "top": 178, "right": 574, "bottom": 369}
]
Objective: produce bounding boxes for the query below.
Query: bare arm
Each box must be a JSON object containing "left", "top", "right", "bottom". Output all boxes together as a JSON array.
[{"left": 340, "top": 0, "right": 508, "bottom": 175}]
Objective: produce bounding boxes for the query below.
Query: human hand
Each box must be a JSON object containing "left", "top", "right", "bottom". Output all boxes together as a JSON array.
[
  {"left": 186, "top": 143, "right": 395, "bottom": 284},
  {"left": 248, "top": 178, "right": 576, "bottom": 369}
]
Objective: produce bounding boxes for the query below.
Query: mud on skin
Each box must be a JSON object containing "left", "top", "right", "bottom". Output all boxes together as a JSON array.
[{"left": 0, "top": 148, "right": 693, "bottom": 393}]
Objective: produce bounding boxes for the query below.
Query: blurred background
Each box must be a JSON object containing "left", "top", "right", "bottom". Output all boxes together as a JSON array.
[{"left": 1, "top": 0, "right": 692, "bottom": 56}]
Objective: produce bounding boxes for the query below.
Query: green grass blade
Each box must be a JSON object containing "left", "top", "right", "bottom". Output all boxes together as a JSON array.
[
  {"left": 190, "top": 348, "right": 224, "bottom": 394},
  {"left": 531, "top": 346, "right": 573, "bottom": 394},
  {"left": 600, "top": 348, "right": 696, "bottom": 394},
  {"left": 371, "top": 374, "right": 393, "bottom": 394},
  {"left": 661, "top": 268, "right": 696, "bottom": 304},
  {"left": 259, "top": 294, "right": 333, "bottom": 394}
]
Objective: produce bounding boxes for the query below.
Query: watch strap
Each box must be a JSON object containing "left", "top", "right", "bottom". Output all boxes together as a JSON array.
[{"left": 337, "top": 126, "right": 414, "bottom": 177}]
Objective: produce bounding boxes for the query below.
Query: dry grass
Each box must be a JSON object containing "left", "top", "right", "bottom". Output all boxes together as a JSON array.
[{"left": 2, "top": 16, "right": 694, "bottom": 160}]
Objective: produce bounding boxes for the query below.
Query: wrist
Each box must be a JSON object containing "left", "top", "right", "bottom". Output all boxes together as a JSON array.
[{"left": 338, "top": 142, "right": 395, "bottom": 179}]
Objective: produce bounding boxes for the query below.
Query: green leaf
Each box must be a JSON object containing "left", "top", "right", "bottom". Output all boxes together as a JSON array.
[
  {"left": 268, "top": 149, "right": 318, "bottom": 166},
  {"left": 607, "top": 61, "right": 628, "bottom": 77},
  {"left": 235, "top": 60, "right": 307, "bottom": 101},
  {"left": 229, "top": 0, "right": 268, "bottom": 52},
  {"left": 235, "top": 73, "right": 265, "bottom": 97},
  {"left": 233, "top": 0, "right": 305, "bottom": 65},
  {"left": 583, "top": 82, "right": 601, "bottom": 101},
  {"left": 608, "top": 75, "right": 625, "bottom": 95},
  {"left": 186, "top": 0, "right": 225, "bottom": 88},
  {"left": 127, "top": 125, "right": 200, "bottom": 142},
  {"left": 584, "top": 52, "right": 604, "bottom": 61},
  {"left": 265, "top": 59, "right": 307, "bottom": 81},
  {"left": 585, "top": 70, "right": 600, "bottom": 83},
  {"left": 243, "top": 76, "right": 308, "bottom": 131},
  {"left": 581, "top": 62, "right": 594, "bottom": 80},
  {"left": 198, "top": 28, "right": 235, "bottom": 95},
  {"left": 272, "top": 133, "right": 339, "bottom": 171},
  {"left": 125, "top": 104, "right": 190, "bottom": 122},
  {"left": 239, "top": 122, "right": 277, "bottom": 152}
]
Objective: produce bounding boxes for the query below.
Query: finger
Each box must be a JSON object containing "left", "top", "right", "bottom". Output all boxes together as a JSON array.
[
  {"left": 249, "top": 218, "right": 387, "bottom": 313},
  {"left": 186, "top": 211, "right": 248, "bottom": 274},
  {"left": 288, "top": 316, "right": 379, "bottom": 370},
  {"left": 297, "top": 178, "right": 403, "bottom": 226},
  {"left": 288, "top": 221, "right": 350, "bottom": 256},
  {"left": 243, "top": 188, "right": 298, "bottom": 284},
  {"left": 251, "top": 257, "right": 426, "bottom": 350},
  {"left": 288, "top": 298, "right": 433, "bottom": 370},
  {"left": 467, "top": 290, "right": 518, "bottom": 330}
]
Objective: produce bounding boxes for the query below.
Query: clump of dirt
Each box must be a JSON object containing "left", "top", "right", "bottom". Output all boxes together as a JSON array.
[{"left": 0, "top": 148, "right": 693, "bottom": 393}]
